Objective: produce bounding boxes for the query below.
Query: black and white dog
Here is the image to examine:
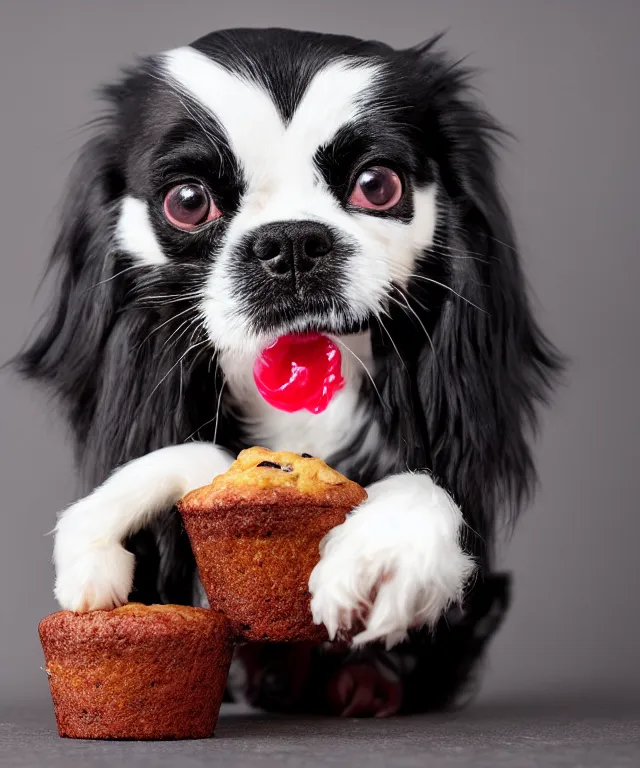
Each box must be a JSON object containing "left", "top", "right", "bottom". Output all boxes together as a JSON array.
[{"left": 19, "top": 28, "right": 560, "bottom": 716}]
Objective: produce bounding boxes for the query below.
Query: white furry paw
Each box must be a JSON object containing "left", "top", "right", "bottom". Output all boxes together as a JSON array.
[
  {"left": 50, "top": 442, "right": 234, "bottom": 612},
  {"left": 54, "top": 541, "right": 134, "bottom": 612},
  {"left": 53, "top": 494, "right": 136, "bottom": 612},
  {"left": 309, "top": 473, "right": 475, "bottom": 649}
]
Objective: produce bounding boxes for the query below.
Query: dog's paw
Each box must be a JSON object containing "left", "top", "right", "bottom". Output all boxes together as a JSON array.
[
  {"left": 309, "top": 473, "right": 475, "bottom": 649},
  {"left": 53, "top": 496, "right": 135, "bottom": 612},
  {"left": 54, "top": 541, "right": 134, "bottom": 612},
  {"left": 327, "top": 663, "right": 402, "bottom": 718}
]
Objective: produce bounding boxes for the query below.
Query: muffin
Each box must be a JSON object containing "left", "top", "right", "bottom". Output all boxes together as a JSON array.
[
  {"left": 39, "top": 603, "right": 232, "bottom": 740},
  {"left": 178, "top": 447, "right": 367, "bottom": 642}
]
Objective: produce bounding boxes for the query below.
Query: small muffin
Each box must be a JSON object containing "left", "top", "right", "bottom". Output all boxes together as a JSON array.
[
  {"left": 179, "top": 447, "right": 367, "bottom": 642},
  {"left": 39, "top": 604, "right": 232, "bottom": 740}
]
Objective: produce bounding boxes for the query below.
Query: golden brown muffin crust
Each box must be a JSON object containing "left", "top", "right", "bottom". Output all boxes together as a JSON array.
[
  {"left": 177, "top": 449, "right": 367, "bottom": 642},
  {"left": 39, "top": 603, "right": 217, "bottom": 644},
  {"left": 39, "top": 604, "right": 231, "bottom": 740},
  {"left": 180, "top": 447, "right": 367, "bottom": 512}
]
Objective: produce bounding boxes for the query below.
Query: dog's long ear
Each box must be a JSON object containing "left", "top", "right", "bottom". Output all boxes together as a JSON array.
[
  {"left": 15, "top": 129, "right": 125, "bottom": 485},
  {"left": 413, "top": 47, "right": 563, "bottom": 563},
  {"left": 15, "top": 127, "right": 203, "bottom": 605}
]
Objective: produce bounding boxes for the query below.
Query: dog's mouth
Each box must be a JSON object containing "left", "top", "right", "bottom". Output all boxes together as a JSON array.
[
  {"left": 253, "top": 332, "right": 346, "bottom": 414},
  {"left": 253, "top": 311, "right": 371, "bottom": 344},
  {"left": 244, "top": 285, "right": 371, "bottom": 340},
  {"left": 248, "top": 294, "right": 375, "bottom": 414}
]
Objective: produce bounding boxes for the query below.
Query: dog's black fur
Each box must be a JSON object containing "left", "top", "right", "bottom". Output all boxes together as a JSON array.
[{"left": 17, "top": 29, "right": 562, "bottom": 712}]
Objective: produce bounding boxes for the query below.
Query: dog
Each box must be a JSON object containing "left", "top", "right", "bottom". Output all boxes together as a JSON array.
[{"left": 18, "top": 28, "right": 561, "bottom": 716}]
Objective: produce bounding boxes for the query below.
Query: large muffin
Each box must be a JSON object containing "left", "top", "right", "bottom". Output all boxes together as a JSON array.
[
  {"left": 39, "top": 603, "right": 232, "bottom": 740},
  {"left": 178, "top": 447, "right": 367, "bottom": 642}
]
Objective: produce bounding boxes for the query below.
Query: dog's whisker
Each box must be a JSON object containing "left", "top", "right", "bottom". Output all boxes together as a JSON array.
[
  {"left": 429, "top": 237, "right": 490, "bottom": 263},
  {"left": 145, "top": 339, "right": 209, "bottom": 405},
  {"left": 153, "top": 315, "right": 202, "bottom": 365},
  {"left": 212, "top": 376, "right": 226, "bottom": 447},
  {"left": 187, "top": 317, "right": 207, "bottom": 347},
  {"left": 373, "top": 309, "right": 407, "bottom": 373},
  {"left": 82, "top": 264, "right": 151, "bottom": 294},
  {"left": 135, "top": 297, "right": 204, "bottom": 311},
  {"left": 181, "top": 342, "right": 226, "bottom": 446},
  {"left": 401, "top": 274, "right": 489, "bottom": 315},
  {"left": 141, "top": 316, "right": 200, "bottom": 363},
  {"left": 184, "top": 407, "right": 218, "bottom": 444},
  {"left": 382, "top": 257, "right": 488, "bottom": 317},
  {"left": 388, "top": 288, "right": 437, "bottom": 362},
  {"left": 138, "top": 290, "right": 205, "bottom": 304},
  {"left": 428, "top": 250, "right": 489, "bottom": 266},
  {"left": 135, "top": 306, "right": 197, "bottom": 351},
  {"left": 487, "top": 234, "right": 517, "bottom": 254},
  {"left": 333, "top": 337, "right": 385, "bottom": 412}
]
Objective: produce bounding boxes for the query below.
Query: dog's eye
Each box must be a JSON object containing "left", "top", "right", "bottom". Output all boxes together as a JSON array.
[
  {"left": 163, "top": 183, "right": 221, "bottom": 230},
  {"left": 348, "top": 166, "right": 402, "bottom": 211}
]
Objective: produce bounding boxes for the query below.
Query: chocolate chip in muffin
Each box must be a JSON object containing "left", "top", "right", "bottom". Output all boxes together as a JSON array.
[
  {"left": 256, "top": 461, "right": 294, "bottom": 472},
  {"left": 301, "top": 453, "right": 314, "bottom": 459}
]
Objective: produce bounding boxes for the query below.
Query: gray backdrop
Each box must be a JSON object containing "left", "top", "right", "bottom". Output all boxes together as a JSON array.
[{"left": 1, "top": 0, "right": 638, "bottom": 705}]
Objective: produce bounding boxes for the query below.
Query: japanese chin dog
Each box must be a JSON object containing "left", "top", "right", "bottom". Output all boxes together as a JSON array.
[{"left": 18, "top": 28, "right": 561, "bottom": 716}]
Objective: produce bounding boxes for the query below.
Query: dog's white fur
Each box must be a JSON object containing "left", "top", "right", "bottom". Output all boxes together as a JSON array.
[
  {"left": 163, "top": 48, "right": 438, "bottom": 356},
  {"left": 52, "top": 45, "right": 474, "bottom": 648},
  {"left": 115, "top": 197, "right": 168, "bottom": 266},
  {"left": 310, "top": 473, "right": 476, "bottom": 649}
]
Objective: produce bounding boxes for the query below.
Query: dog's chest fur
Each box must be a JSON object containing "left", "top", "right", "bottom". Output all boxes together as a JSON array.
[{"left": 220, "top": 332, "right": 389, "bottom": 478}]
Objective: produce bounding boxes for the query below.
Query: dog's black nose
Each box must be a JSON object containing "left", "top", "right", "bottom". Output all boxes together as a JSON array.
[{"left": 250, "top": 221, "right": 333, "bottom": 276}]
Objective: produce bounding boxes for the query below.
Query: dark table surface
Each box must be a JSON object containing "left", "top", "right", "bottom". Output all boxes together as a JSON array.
[{"left": 2, "top": 698, "right": 639, "bottom": 767}]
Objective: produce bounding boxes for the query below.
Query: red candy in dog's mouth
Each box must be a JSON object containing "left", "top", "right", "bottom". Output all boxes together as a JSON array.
[{"left": 253, "top": 333, "right": 344, "bottom": 414}]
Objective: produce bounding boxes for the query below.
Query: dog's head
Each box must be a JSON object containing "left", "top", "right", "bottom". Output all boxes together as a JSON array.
[
  {"left": 111, "top": 30, "right": 445, "bottom": 356},
  {"left": 19, "top": 29, "right": 561, "bottom": 555}
]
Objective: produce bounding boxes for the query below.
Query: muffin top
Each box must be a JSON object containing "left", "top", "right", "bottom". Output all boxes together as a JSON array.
[
  {"left": 111, "top": 603, "right": 210, "bottom": 620},
  {"left": 38, "top": 603, "right": 225, "bottom": 645},
  {"left": 179, "top": 447, "right": 367, "bottom": 511}
]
